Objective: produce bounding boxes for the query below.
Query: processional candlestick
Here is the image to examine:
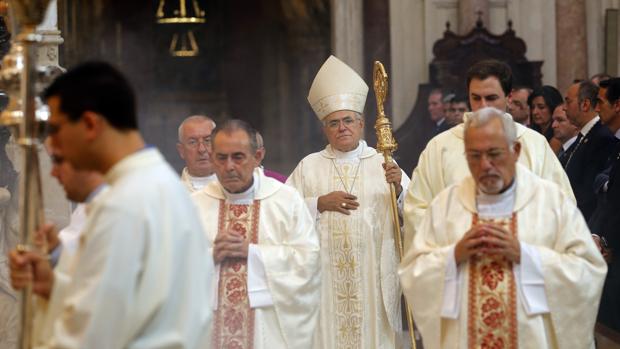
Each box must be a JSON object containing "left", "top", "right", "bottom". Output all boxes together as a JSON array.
[
  {"left": 373, "top": 60, "right": 418, "bottom": 349},
  {"left": 0, "top": 1, "right": 60, "bottom": 348}
]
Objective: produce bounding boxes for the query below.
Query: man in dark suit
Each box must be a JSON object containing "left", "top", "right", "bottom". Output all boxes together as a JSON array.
[
  {"left": 589, "top": 77, "right": 620, "bottom": 330},
  {"left": 427, "top": 88, "right": 449, "bottom": 135},
  {"left": 563, "top": 80, "right": 618, "bottom": 221}
]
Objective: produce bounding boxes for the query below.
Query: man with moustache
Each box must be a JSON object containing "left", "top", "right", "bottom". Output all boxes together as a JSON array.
[
  {"left": 403, "top": 60, "right": 573, "bottom": 252},
  {"left": 399, "top": 107, "right": 606, "bottom": 349},
  {"left": 193, "top": 119, "right": 320, "bottom": 348},
  {"left": 177, "top": 115, "right": 217, "bottom": 192}
]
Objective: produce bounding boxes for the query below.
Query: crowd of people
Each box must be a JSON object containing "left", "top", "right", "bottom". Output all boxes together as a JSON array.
[{"left": 3, "top": 56, "right": 618, "bottom": 349}]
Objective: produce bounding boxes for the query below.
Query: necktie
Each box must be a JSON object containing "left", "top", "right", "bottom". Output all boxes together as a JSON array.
[{"left": 562, "top": 133, "right": 583, "bottom": 168}]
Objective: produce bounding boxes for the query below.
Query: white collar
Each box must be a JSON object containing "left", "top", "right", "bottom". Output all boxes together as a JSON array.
[
  {"left": 331, "top": 140, "right": 365, "bottom": 160},
  {"left": 580, "top": 115, "right": 600, "bottom": 136},
  {"left": 563, "top": 135, "right": 578, "bottom": 151},
  {"left": 220, "top": 172, "right": 259, "bottom": 204},
  {"left": 476, "top": 179, "right": 517, "bottom": 219},
  {"left": 105, "top": 147, "right": 161, "bottom": 185},
  {"left": 615, "top": 128, "right": 620, "bottom": 139},
  {"left": 436, "top": 117, "right": 445, "bottom": 127}
]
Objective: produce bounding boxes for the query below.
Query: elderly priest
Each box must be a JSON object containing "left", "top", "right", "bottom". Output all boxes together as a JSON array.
[
  {"left": 193, "top": 119, "right": 320, "bottom": 348},
  {"left": 287, "top": 55, "right": 410, "bottom": 348},
  {"left": 399, "top": 107, "right": 606, "bottom": 349}
]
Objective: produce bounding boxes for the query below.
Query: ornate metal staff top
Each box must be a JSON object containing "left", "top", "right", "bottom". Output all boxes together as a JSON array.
[{"left": 373, "top": 61, "right": 397, "bottom": 156}]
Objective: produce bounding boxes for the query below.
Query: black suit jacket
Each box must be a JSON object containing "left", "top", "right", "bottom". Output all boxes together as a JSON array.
[
  {"left": 589, "top": 142, "right": 620, "bottom": 330},
  {"left": 434, "top": 119, "right": 450, "bottom": 135},
  {"left": 565, "top": 119, "right": 618, "bottom": 221}
]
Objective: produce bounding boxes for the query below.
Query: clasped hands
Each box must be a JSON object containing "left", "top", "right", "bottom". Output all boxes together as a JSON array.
[
  {"left": 213, "top": 228, "right": 249, "bottom": 264},
  {"left": 317, "top": 162, "right": 402, "bottom": 215},
  {"left": 454, "top": 223, "right": 521, "bottom": 264}
]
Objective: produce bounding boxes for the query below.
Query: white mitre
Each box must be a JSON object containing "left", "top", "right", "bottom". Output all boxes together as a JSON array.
[{"left": 307, "top": 55, "right": 369, "bottom": 120}]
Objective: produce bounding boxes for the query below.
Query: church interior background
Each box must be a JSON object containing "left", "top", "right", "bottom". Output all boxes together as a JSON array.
[{"left": 1, "top": 0, "right": 620, "bottom": 347}]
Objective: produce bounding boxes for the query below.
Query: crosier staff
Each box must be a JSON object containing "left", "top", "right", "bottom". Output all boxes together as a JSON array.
[
  {"left": 0, "top": 1, "right": 53, "bottom": 348},
  {"left": 373, "top": 60, "right": 417, "bottom": 349}
]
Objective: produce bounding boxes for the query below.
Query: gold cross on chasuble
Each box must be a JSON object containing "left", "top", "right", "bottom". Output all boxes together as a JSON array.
[
  {"left": 468, "top": 213, "right": 518, "bottom": 349},
  {"left": 212, "top": 200, "right": 261, "bottom": 349}
]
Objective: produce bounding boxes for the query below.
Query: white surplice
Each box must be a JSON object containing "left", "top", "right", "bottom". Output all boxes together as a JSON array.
[
  {"left": 287, "top": 140, "right": 410, "bottom": 349},
  {"left": 34, "top": 148, "right": 213, "bottom": 349},
  {"left": 180, "top": 167, "right": 216, "bottom": 193},
  {"left": 403, "top": 114, "right": 575, "bottom": 252},
  {"left": 192, "top": 168, "right": 321, "bottom": 349},
  {"left": 399, "top": 164, "right": 607, "bottom": 349}
]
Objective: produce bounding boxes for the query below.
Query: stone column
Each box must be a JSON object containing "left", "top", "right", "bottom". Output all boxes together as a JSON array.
[
  {"left": 36, "top": 0, "right": 63, "bottom": 68},
  {"left": 330, "top": 0, "right": 364, "bottom": 75},
  {"left": 459, "top": 0, "right": 489, "bottom": 34},
  {"left": 556, "top": 0, "right": 587, "bottom": 94}
]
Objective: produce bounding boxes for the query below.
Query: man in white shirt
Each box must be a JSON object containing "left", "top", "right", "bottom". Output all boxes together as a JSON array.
[
  {"left": 193, "top": 119, "right": 320, "bottom": 348},
  {"left": 9, "top": 61, "right": 212, "bottom": 348},
  {"left": 399, "top": 107, "right": 606, "bottom": 349},
  {"left": 177, "top": 115, "right": 217, "bottom": 192},
  {"left": 45, "top": 145, "right": 107, "bottom": 264}
]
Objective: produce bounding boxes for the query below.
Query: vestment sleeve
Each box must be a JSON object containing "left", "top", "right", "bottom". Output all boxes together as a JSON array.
[
  {"left": 254, "top": 192, "right": 321, "bottom": 348},
  {"left": 534, "top": 195, "right": 606, "bottom": 349}
]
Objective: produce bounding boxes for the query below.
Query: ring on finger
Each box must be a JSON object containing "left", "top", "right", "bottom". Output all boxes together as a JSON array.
[{"left": 341, "top": 202, "right": 347, "bottom": 208}]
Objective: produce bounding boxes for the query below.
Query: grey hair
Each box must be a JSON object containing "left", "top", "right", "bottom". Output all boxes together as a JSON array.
[
  {"left": 577, "top": 80, "right": 599, "bottom": 110},
  {"left": 177, "top": 115, "right": 216, "bottom": 142},
  {"left": 464, "top": 107, "right": 517, "bottom": 148}
]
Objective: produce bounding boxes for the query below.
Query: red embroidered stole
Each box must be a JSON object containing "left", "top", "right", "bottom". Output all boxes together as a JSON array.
[
  {"left": 212, "top": 200, "right": 260, "bottom": 349},
  {"left": 467, "top": 213, "right": 518, "bottom": 349}
]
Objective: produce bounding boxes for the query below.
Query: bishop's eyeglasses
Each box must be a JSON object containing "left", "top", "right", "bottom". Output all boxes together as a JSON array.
[{"left": 324, "top": 116, "right": 359, "bottom": 129}]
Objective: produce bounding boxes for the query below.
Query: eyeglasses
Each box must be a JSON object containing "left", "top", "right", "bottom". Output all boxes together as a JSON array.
[
  {"left": 465, "top": 148, "right": 509, "bottom": 163},
  {"left": 183, "top": 137, "right": 211, "bottom": 149},
  {"left": 324, "top": 116, "right": 359, "bottom": 129}
]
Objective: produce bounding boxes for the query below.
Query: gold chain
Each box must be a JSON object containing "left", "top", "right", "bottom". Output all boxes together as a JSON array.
[{"left": 331, "top": 157, "right": 362, "bottom": 195}]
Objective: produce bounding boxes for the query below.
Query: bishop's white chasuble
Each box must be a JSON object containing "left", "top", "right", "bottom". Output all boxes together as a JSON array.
[{"left": 287, "top": 141, "right": 409, "bottom": 349}]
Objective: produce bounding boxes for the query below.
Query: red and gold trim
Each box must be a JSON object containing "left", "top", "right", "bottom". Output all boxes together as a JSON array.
[
  {"left": 212, "top": 200, "right": 261, "bottom": 349},
  {"left": 467, "top": 213, "right": 518, "bottom": 349}
]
